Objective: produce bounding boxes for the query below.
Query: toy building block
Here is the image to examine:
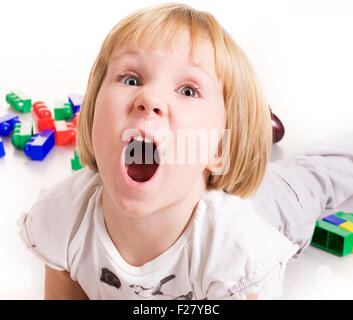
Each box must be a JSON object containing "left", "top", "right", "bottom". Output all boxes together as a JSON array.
[
  {"left": 334, "top": 211, "right": 353, "bottom": 223},
  {"left": 6, "top": 90, "right": 32, "bottom": 113},
  {"left": 340, "top": 221, "right": 353, "bottom": 233},
  {"left": 73, "top": 112, "right": 79, "bottom": 128},
  {"left": 0, "top": 113, "right": 19, "bottom": 136},
  {"left": 71, "top": 149, "right": 84, "bottom": 170},
  {"left": 54, "top": 100, "right": 73, "bottom": 120},
  {"left": 311, "top": 211, "right": 353, "bottom": 256},
  {"left": 323, "top": 214, "right": 346, "bottom": 226},
  {"left": 0, "top": 138, "right": 5, "bottom": 157},
  {"left": 54, "top": 120, "right": 76, "bottom": 145},
  {"left": 11, "top": 121, "right": 33, "bottom": 150},
  {"left": 32, "top": 101, "right": 55, "bottom": 131},
  {"left": 311, "top": 219, "right": 353, "bottom": 256},
  {"left": 24, "top": 130, "right": 55, "bottom": 161},
  {"left": 68, "top": 93, "right": 83, "bottom": 114}
]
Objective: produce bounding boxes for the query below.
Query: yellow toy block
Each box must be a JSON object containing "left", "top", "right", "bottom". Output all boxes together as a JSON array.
[{"left": 339, "top": 221, "right": 353, "bottom": 233}]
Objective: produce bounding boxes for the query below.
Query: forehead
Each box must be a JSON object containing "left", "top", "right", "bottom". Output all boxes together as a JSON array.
[{"left": 108, "top": 28, "right": 217, "bottom": 75}]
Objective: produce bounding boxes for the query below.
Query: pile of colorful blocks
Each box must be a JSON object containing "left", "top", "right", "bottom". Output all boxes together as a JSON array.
[
  {"left": 0, "top": 89, "right": 84, "bottom": 170},
  {"left": 311, "top": 211, "right": 353, "bottom": 256}
]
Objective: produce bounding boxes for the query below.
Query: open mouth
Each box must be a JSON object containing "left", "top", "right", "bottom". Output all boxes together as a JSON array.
[{"left": 124, "top": 135, "right": 160, "bottom": 183}]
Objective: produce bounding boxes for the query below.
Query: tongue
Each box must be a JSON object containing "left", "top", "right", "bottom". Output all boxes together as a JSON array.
[{"left": 127, "top": 163, "right": 159, "bottom": 182}]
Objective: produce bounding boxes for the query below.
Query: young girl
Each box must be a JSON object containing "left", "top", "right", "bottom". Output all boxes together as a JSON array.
[{"left": 18, "top": 3, "right": 353, "bottom": 300}]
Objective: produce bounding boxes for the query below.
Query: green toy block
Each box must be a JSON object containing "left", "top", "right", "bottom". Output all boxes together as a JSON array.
[
  {"left": 54, "top": 100, "right": 73, "bottom": 120},
  {"left": 6, "top": 90, "right": 32, "bottom": 113},
  {"left": 334, "top": 211, "right": 353, "bottom": 223},
  {"left": 311, "top": 220, "right": 353, "bottom": 256},
  {"left": 71, "top": 149, "right": 84, "bottom": 171},
  {"left": 12, "top": 121, "right": 33, "bottom": 150}
]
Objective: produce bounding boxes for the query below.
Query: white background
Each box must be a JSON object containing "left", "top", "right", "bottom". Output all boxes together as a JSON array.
[{"left": 0, "top": 0, "right": 353, "bottom": 299}]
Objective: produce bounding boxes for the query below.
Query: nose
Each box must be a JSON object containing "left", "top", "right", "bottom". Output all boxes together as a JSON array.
[{"left": 134, "top": 86, "right": 167, "bottom": 118}]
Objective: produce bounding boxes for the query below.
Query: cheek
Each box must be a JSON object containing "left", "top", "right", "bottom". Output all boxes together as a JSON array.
[
  {"left": 92, "top": 113, "right": 105, "bottom": 156},
  {"left": 92, "top": 89, "right": 125, "bottom": 166},
  {"left": 173, "top": 100, "right": 225, "bottom": 166},
  {"left": 207, "top": 97, "right": 226, "bottom": 129},
  {"left": 92, "top": 115, "right": 110, "bottom": 175},
  {"left": 174, "top": 99, "right": 225, "bottom": 133},
  {"left": 95, "top": 88, "right": 123, "bottom": 125},
  {"left": 92, "top": 98, "right": 107, "bottom": 156},
  {"left": 183, "top": 99, "right": 225, "bottom": 166}
]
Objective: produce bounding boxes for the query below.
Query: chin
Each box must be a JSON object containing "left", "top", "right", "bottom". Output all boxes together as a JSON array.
[{"left": 114, "top": 195, "right": 157, "bottom": 218}]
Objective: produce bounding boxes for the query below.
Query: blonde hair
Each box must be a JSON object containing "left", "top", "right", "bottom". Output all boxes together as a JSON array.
[{"left": 77, "top": 3, "right": 272, "bottom": 198}]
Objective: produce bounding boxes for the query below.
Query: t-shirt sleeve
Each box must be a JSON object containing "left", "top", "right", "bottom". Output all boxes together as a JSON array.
[
  {"left": 17, "top": 209, "right": 68, "bottom": 271},
  {"left": 197, "top": 193, "right": 299, "bottom": 300},
  {"left": 17, "top": 168, "right": 101, "bottom": 272},
  {"left": 204, "top": 243, "right": 297, "bottom": 300}
]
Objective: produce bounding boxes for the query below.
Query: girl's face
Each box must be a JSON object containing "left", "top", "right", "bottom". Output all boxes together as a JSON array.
[{"left": 92, "top": 30, "right": 225, "bottom": 216}]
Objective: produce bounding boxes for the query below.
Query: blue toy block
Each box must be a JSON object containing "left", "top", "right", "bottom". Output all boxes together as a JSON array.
[
  {"left": 323, "top": 214, "right": 346, "bottom": 226},
  {"left": 24, "top": 129, "right": 55, "bottom": 161},
  {"left": 0, "top": 138, "right": 5, "bottom": 157},
  {"left": 0, "top": 113, "right": 19, "bottom": 136},
  {"left": 68, "top": 93, "right": 83, "bottom": 114},
  {"left": 334, "top": 211, "right": 353, "bottom": 223}
]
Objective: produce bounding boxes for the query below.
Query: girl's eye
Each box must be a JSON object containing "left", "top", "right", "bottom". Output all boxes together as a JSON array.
[
  {"left": 120, "top": 75, "right": 141, "bottom": 86},
  {"left": 179, "top": 86, "right": 199, "bottom": 98}
]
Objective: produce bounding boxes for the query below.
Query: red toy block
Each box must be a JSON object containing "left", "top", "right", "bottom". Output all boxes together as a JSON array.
[
  {"left": 54, "top": 120, "right": 76, "bottom": 145},
  {"left": 32, "top": 101, "right": 55, "bottom": 132},
  {"left": 73, "top": 112, "right": 79, "bottom": 128}
]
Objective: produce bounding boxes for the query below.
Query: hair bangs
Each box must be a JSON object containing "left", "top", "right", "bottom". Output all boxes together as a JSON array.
[{"left": 106, "top": 4, "right": 214, "bottom": 68}]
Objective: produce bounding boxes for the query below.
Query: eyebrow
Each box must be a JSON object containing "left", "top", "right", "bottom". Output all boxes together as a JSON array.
[
  {"left": 109, "top": 48, "right": 217, "bottom": 86},
  {"left": 109, "top": 49, "right": 141, "bottom": 65},
  {"left": 188, "top": 60, "right": 216, "bottom": 84}
]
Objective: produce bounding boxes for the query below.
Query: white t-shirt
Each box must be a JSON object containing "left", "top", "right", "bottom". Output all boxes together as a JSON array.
[{"left": 18, "top": 168, "right": 298, "bottom": 300}]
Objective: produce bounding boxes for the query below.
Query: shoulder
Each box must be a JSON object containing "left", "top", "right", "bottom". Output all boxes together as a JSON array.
[
  {"left": 190, "top": 188, "right": 298, "bottom": 299},
  {"left": 18, "top": 168, "right": 102, "bottom": 271}
]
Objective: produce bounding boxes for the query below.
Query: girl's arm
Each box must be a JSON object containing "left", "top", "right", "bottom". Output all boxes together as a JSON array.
[{"left": 45, "top": 265, "right": 89, "bottom": 300}]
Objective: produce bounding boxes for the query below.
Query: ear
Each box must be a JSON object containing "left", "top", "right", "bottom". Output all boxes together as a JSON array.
[
  {"left": 206, "top": 155, "right": 222, "bottom": 173},
  {"left": 205, "top": 130, "right": 230, "bottom": 176},
  {"left": 205, "top": 141, "right": 223, "bottom": 173}
]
